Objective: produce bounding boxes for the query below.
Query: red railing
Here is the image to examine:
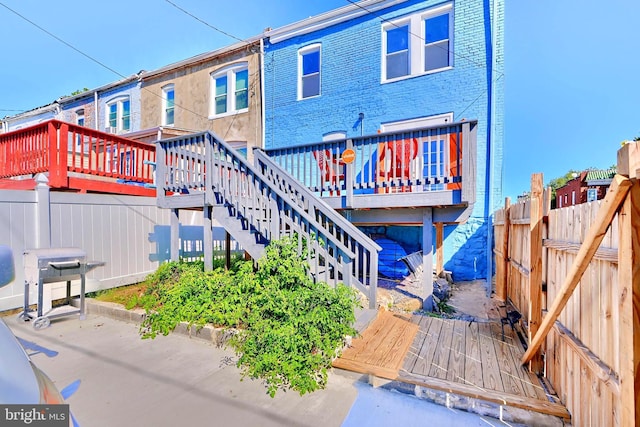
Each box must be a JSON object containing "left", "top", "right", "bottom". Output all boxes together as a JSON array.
[{"left": 0, "top": 120, "right": 155, "bottom": 196}]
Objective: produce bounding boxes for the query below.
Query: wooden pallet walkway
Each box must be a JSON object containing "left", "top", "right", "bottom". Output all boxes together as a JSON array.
[
  {"left": 332, "top": 309, "right": 419, "bottom": 379},
  {"left": 333, "top": 311, "right": 571, "bottom": 422}
]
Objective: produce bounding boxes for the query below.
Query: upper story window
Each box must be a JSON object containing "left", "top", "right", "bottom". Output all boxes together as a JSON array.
[
  {"left": 106, "top": 96, "right": 130, "bottom": 133},
  {"left": 76, "top": 109, "right": 85, "bottom": 127},
  {"left": 162, "top": 84, "right": 175, "bottom": 126},
  {"left": 210, "top": 63, "right": 249, "bottom": 117},
  {"left": 382, "top": 3, "right": 453, "bottom": 82},
  {"left": 385, "top": 25, "right": 409, "bottom": 79},
  {"left": 298, "top": 44, "right": 321, "bottom": 99},
  {"left": 424, "top": 13, "right": 450, "bottom": 72}
]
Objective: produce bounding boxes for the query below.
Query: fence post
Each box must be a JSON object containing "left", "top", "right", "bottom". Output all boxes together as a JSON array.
[
  {"left": 617, "top": 141, "right": 640, "bottom": 427},
  {"left": 35, "top": 173, "right": 51, "bottom": 249},
  {"left": 496, "top": 197, "right": 510, "bottom": 301},
  {"left": 528, "top": 173, "right": 544, "bottom": 373}
]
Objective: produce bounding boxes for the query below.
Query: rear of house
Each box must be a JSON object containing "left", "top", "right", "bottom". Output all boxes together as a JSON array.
[{"left": 262, "top": 0, "right": 504, "bottom": 282}]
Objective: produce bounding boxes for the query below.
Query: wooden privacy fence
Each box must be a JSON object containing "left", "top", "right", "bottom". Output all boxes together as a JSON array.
[{"left": 493, "top": 142, "right": 640, "bottom": 426}]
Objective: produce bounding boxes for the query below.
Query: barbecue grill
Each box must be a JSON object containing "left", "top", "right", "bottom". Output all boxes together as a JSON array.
[{"left": 18, "top": 247, "right": 105, "bottom": 329}]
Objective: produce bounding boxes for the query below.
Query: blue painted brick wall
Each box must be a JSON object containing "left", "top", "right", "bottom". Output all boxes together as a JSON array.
[{"left": 264, "top": 0, "right": 504, "bottom": 280}]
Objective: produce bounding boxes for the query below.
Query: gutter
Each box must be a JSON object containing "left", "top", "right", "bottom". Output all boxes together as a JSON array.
[
  {"left": 260, "top": 38, "right": 266, "bottom": 150},
  {"left": 94, "top": 90, "right": 99, "bottom": 130},
  {"left": 486, "top": 0, "right": 498, "bottom": 294}
]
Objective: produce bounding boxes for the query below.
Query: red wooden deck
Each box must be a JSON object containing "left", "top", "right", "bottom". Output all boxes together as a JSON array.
[{"left": 0, "top": 120, "right": 156, "bottom": 196}]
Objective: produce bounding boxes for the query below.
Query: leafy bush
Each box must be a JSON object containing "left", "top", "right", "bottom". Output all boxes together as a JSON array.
[{"left": 139, "top": 237, "right": 358, "bottom": 397}]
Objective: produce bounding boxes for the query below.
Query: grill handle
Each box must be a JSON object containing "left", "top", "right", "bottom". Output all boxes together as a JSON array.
[{"left": 49, "top": 261, "right": 82, "bottom": 270}]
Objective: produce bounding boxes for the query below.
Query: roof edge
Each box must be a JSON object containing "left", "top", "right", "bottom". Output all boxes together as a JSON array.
[
  {"left": 265, "top": 0, "right": 407, "bottom": 44},
  {"left": 140, "top": 38, "right": 261, "bottom": 81}
]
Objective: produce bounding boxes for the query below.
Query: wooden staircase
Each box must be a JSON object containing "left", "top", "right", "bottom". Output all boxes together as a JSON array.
[{"left": 155, "top": 131, "right": 380, "bottom": 307}]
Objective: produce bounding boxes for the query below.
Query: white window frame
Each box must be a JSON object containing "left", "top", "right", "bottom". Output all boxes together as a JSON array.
[
  {"left": 209, "top": 63, "right": 249, "bottom": 118},
  {"left": 105, "top": 96, "right": 131, "bottom": 133},
  {"left": 162, "top": 84, "right": 175, "bottom": 126},
  {"left": 298, "top": 43, "right": 321, "bottom": 100},
  {"left": 587, "top": 188, "right": 597, "bottom": 202},
  {"left": 381, "top": 3, "right": 453, "bottom": 83},
  {"left": 322, "top": 131, "right": 347, "bottom": 141},
  {"left": 380, "top": 112, "right": 453, "bottom": 133}
]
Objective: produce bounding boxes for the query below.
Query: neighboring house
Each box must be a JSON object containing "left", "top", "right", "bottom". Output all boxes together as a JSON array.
[
  {"left": 140, "top": 38, "right": 263, "bottom": 160},
  {"left": 96, "top": 75, "right": 143, "bottom": 135},
  {"left": 0, "top": 102, "right": 60, "bottom": 132},
  {"left": 555, "top": 169, "right": 615, "bottom": 208},
  {"left": 262, "top": 0, "right": 504, "bottom": 281}
]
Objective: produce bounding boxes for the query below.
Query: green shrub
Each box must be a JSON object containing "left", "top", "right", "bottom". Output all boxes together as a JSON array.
[{"left": 139, "top": 237, "right": 358, "bottom": 397}]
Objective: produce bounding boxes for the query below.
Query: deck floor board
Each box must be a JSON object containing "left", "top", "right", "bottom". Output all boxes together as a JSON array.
[{"left": 334, "top": 311, "right": 570, "bottom": 421}]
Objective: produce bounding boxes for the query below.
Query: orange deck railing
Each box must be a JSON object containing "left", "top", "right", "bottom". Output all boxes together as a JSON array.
[{"left": 0, "top": 120, "right": 155, "bottom": 196}]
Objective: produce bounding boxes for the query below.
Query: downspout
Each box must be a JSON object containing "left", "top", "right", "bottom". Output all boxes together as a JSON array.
[
  {"left": 94, "top": 90, "right": 99, "bottom": 130},
  {"left": 260, "top": 37, "right": 266, "bottom": 150},
  {"left": 486, "top": 0, "right": 498, "bottom": 295}
]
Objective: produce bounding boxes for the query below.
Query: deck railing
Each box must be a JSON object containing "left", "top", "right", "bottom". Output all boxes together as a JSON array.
[
  {"left": 0, "top": 120, "right": 155, "bottom": 195},
  {"left": 263, "top": 121, "right": 476, "bottom": 207},
  {"left": 255, "top": 149, "right": 381, "bottom": 299},
  {"left": 157, "top": 132, "right": 379, "bottom": 307}
]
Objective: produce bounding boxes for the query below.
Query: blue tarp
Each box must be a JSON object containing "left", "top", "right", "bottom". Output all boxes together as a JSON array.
[{"left": 374, "top": 237, "right": 410, "bottom": 279}]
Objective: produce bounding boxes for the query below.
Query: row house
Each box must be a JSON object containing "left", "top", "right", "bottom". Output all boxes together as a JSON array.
[
  {"left": 261, "top": 0, "right": 504, "bottom": 283},
  {"left": 138, "top": 38, "right": 263, "bottom": 160},
  {"left": 555, "top": 169, "right": 616, "bottom": 208},
  {"left": 1, "top": 0, "right": 504, "bottom": 298}
]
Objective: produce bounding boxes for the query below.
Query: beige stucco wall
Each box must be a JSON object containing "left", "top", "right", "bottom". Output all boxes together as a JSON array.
[{"left": 141, "top": 43, "right": 262, "bottom": 160}]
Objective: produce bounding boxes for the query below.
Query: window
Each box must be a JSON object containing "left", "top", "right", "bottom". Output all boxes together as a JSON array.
[
  {"left": 210, "top": 63, "right": 249, "bottom": 117},
  {"left": 571, "top": 190, "right": 576, "bottom": 205},
  {"left": 385, "top": 25, "right": 409, "bottom": 79},
  {"left": 587, "top": 188, "right": 597, "bottom": 202},
  {"left": 106, "top": 97, "right": 130, "bottom": 133},
  {"left": 424, "top": 13, "right": 450, "bottom": 72},
  {"left": 298, "top": 44, "right": 321, "bottom": 99},
  {"left": 380, "top": 113, "right": 453, "bottom": 132},
  {"left": 227, "top": 141, "right": 248, "bottom": 158},
  {"left": 76, "top": 109, "right": 85, "bottom": 127},
  {"left": 322, "top": 131, "right": 347, "bottom": 141},
  {"left": 382, "top": 3, "right": 453, "bottom": 82},
  {"left": 162, "top": 84, "right": 175, "bottom": 126},
  {"left": 75, "top": 109, "right": 86, "bottom": 151}
]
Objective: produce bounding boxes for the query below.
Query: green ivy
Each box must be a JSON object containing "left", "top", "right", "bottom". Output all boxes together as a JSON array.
[{"left": 139, "top": 237, "right": 358, "bottom": 397}]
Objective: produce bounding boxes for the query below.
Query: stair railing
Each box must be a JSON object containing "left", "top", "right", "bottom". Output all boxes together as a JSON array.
[
  {"left": 254, "top": 149, "right": 381, "bottom": 305},
  {"left": 157, "top": 132, "right": 379, "bottom": 306}
]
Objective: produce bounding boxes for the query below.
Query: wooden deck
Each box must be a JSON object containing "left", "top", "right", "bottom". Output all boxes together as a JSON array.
[{"left": 333, "top": 311, "right": 571, "bottom": 422}]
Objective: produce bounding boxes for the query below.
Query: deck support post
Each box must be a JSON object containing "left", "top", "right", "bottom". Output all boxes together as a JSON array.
[
  {"left": 203, "top": 206, "right": 213, "bottom": 271},
  {"left": 435, "top": 222, "right": 444, "bottom": 276},
  {"left": 170, "top": 208, "right": 179, "bottom": 262},
  {"left": 422, "top": 208, "right": 434, "bottom": 311},
  {"left": 225, "top": 232, "right": 231, "bottom": 270}
]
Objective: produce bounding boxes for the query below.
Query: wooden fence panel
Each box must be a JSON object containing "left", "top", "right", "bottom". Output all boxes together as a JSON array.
[
  {"left": 507, "top": 199, "right": 531, "bottom": 320},
  {"left": 497, "top": 194, "right": 622, "bottom": 426}
]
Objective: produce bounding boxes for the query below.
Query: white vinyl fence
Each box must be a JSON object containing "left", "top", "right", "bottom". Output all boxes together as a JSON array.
[{"left": 0, "top": 179, "right": 237, "bottom": 312}]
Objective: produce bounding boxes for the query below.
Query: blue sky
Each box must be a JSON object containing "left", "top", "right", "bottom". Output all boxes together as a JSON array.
[{"left": 0, "top": 0, "right": 638, "bottom": 200}]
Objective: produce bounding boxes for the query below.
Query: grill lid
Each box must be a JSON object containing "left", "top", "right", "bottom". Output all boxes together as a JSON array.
[{"left": 24, "top": 248, "right": 87, "bottom": 269}]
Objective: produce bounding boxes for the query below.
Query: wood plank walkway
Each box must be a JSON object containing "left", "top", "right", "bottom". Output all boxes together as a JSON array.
[
  {"left": 333, "top": 311, "right": 571, "bottom": 421},
  {"left": 333, "top": 309, "right": 419, "bottom": 379}
]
